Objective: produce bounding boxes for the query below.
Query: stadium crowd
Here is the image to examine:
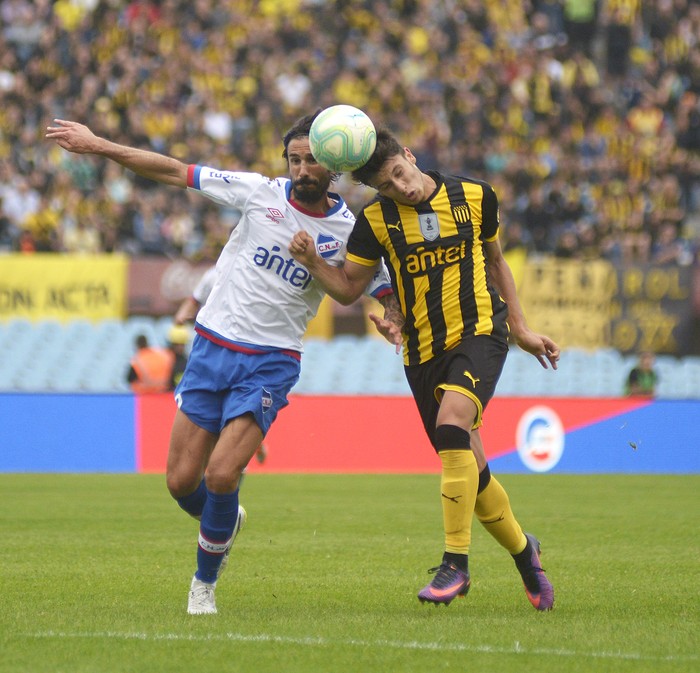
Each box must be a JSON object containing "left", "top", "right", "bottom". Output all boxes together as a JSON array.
[{"left": 0, "top": 0, "right": 698, "bottom": 266}]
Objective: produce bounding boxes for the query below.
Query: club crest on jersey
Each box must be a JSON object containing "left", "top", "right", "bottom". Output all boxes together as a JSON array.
[
  {"left": 316, "top": 233, "right": 342, "bottom": 259},
  {"left": 261, "top": 388, "right": 273, "bottom": 413},
  {"left": 419, "top": 212, "right": 440, "bottom": 241},
  {"left": 451, "top": 204, "right": 471, "bottom": 225}
]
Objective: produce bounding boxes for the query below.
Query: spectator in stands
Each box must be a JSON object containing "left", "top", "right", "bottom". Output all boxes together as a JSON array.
[
  {"left": 126, "top": 333, "right": 174, "bottom": 394},
  {"left": 651, "top": 221, "right": 693, "bottom": 266},
  {"left": 602, "top": 2, "right": 640, "bottom": 82},
  {"left": 0, "top": 197, "right": 13, "bottom": 251},
  {"left": 0, "top": 0, "right": 696, "bottom": 264},
  {"left": 562, "top": 0, "right": 598, "bottom": 57},
  {"left": 519, "top": 184, "right": 557, "bottom": 253},
  {"left": 61, "top": 216, "right": 101, "bottom": 254},
  {"left": 553, "top": 227, "right": 581, "bottom": 259},
  {"left": 1, "top": 177, "right": 40, "bottom": 233},
  {"left": 625, "top": 351, "right": 658, "bottom": 397}
]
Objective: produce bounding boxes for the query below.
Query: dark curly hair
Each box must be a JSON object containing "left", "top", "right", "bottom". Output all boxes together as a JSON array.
[
  {"left": 351, "top": 127, "right": 404, "bottom": 186},
  {"left": 281, "top": 109, "right": 322, "bottom": 159}
]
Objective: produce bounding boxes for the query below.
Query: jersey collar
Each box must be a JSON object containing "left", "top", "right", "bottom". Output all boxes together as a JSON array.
[{"left": 285, "top": 180, "right": 345, "bottom": 217}]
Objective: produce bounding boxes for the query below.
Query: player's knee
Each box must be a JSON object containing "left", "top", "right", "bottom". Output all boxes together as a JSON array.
[
  {"left": 203, "top": 466, "right": 244, "bottom": 494},
  {"left": 166, "top": 470, "right": 199, "bottom": 499}
]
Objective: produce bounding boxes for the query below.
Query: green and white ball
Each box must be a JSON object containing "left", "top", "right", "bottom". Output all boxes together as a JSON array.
[{"left": 309, "top": 105, "right": 377, "bottom": 172}]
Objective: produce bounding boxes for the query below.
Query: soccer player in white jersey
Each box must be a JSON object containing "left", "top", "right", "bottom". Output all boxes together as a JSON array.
[{"left": 46, "top": 112, "right": 401, "bottom": 615}]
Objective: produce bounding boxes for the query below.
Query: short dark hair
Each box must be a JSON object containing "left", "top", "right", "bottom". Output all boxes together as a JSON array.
[
  {"left": 351, "top": 127, "right": 404, "bottom": 186},
  {"left": 282, "top": 109, "right": 322, "bottom": 159}
]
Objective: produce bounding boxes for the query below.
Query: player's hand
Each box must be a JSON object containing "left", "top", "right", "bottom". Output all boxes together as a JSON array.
[
  {"left": 368, "top": 312, "right": 402, "bottom": 354},
  {"left": 45, "top": 119, "right": 100, "bottom": 154},
  {"left": 514, "top": 330, "right": 560, "bottom": 370},
  {"left": 289, "top": 231, "right": 317, "bottom": 266}
]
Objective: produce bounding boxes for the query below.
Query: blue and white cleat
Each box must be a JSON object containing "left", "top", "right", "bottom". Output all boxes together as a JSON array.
[{"left": 188, "top": 576, "right": 217, "bottom": 615}]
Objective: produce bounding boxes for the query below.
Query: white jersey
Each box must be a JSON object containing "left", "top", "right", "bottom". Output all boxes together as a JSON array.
[{"left": 187, "top": 166, "right": 391, "bottom": 353}]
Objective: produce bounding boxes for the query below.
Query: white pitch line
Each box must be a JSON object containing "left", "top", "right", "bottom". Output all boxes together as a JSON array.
[{"left": 24, "top": 631, "right": 698, "bottom": 664}]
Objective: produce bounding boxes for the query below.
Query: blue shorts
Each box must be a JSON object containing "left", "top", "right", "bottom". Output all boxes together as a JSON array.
[{"left": 174, "top": 335, "right": 301, "bottom": 435}]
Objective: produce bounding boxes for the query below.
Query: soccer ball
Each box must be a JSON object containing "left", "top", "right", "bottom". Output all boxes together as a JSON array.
[{"left": 309, "top": 105, "right": 377, "bottom": 172}]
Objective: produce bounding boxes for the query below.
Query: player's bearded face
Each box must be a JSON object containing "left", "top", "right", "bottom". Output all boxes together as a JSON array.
[
  {"left": 286, "top": 138, "right": 333, "bottom": 205},
  {"left": 292, "top": 173, "right": 332, "bottom": 204}
]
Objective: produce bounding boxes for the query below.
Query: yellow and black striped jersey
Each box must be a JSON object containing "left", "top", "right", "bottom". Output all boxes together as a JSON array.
[{"left": 347, "top": 171, "right": 509, "bottom": 366}]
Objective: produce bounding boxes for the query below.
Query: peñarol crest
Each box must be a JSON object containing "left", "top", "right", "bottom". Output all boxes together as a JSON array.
[{"left": 418, "top": 212, "right": 440, "bottom": 241}]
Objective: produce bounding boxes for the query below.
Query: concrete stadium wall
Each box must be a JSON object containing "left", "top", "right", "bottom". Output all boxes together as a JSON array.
[{"left": 0, "top": 393, "right": 697, "bottom": 474}]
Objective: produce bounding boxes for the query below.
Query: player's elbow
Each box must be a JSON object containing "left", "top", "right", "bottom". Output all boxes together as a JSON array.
[{"left": 332, "top": 289, "right": 363, "bottom": 306}]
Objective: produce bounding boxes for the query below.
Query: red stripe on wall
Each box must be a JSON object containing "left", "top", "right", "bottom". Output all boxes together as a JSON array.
[
  {"left": 136, "top": 394, "right": 177, "bottom": 473},
  {"left": 136, "top": 395, "right": 650, "bottom": 474},
  {"left": 136, "top": 394, "right": 437, "bottom": 474},
  {"left": 261, "top": 395, "right": 436, "bottom": 473}
]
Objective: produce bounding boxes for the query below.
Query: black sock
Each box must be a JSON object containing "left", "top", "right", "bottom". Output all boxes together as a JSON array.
[
  {"left": 512, "top": 538, "right": 533, "bottom": 571},
  {"left": 443, "top": 551, "right": 468, "bottom": 572}
]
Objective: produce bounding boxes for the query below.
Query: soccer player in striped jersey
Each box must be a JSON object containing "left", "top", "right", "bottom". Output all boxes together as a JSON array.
[
  {"left": 46, "top": 113, "right": 397, "bottom": 615},
  {"left": 290, "top": 127, "right": 559, "bottom": 610}
]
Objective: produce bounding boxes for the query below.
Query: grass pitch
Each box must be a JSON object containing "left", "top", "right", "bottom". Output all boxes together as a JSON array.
[{"left": 1, "top": 473, "right": 697, "bottom": 673}]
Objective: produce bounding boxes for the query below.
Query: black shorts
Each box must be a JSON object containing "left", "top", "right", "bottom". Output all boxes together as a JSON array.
[{"left": 404, "top": 335, "right": 508, "bottom": 446}]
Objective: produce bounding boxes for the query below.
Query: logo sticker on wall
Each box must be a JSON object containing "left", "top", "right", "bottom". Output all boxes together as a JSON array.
[{"left": 516, "top": 406, "right": 565, "bottom": 472}]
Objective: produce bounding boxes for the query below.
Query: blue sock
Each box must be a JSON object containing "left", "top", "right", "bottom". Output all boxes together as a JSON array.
[
  {"left": 176, "top": 479, "right": 207, "bottom": 519},
  {"left": 196, "top": 489, "right": 239, "bottom": 584}
]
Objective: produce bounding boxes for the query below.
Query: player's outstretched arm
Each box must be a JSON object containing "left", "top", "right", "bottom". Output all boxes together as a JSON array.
[{"left": 45, "top": 119, "right": 188, "bottom": 188}]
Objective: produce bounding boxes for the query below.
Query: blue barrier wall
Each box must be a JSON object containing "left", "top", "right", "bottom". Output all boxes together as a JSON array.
[
  {"left": 0, "top": 394, "right": 135, "bottom": 472},
  {"left": 0, "top": 394, "right": 697, "bottom": 474},
  {"left": 489, "top": 400, "right": 699, "bottom": 474}
]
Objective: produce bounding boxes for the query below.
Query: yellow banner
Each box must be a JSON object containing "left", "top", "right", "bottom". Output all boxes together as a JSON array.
[
  {"left": 609, "top": 265, "right": 691, "bottom": 353},
  {"left": 518, "top": 258, "right": 617, "bottom": 349},
  {"left": 0, "top": 254, "right": 128, "bottom": 322},
  {"left": 517, "top": 259, "right": 693, "bottom": 353}
]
